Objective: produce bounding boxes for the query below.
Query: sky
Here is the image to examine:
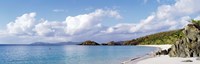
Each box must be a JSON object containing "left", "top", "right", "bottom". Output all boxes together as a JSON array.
[{"left": 0, "top": 0, "right": 200, "bottom": 44}]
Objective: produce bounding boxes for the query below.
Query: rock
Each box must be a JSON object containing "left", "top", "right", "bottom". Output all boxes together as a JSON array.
[
  {"left": 79, "top": 40, "right": 100, "bottom": 45},
  {"left": 196, "top": 57, "right": 200, "bottom": 60},
  {"left": 156, "top": 49, "right": 171, "bottom": 55},
  {"left": 160, "top": 50, "right": 168, "bottom": 55},
  {"left": 169, "top": 24, "right": 200, "bottom": 57},
  {"left": 182, "top": 60, "right": 193, "bottom": 62}
]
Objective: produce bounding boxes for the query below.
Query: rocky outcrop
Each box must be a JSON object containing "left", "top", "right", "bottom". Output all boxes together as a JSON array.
[
  {"left": 156, "top": 49, "right": 171, "bottom": 55},
  {"left": 169, "top": 24, "right": 200, "bottom": 57},
  {"left": 79, "top": 40, "right": 100, "bottom": 45}
]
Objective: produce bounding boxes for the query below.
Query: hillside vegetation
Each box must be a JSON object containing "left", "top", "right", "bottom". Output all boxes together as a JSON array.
[
  {"left": 80, "top": 29, "right": 185, "bottom": 45},
  {"left": 137, "top": 29, "right": 185, "bottom": 45}
]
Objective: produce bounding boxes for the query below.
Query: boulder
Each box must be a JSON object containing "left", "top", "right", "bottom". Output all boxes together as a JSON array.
[
  {"left": 182, "top": 60, "right": 193, "bottom": 62},
  {"left": 169, "top": 24, "right": 200, "bottom": 57},
  {"left": 196, "top": 57, "right": 200, "bottom": 60},
  {"left": 156, "top": 49, "right": 171, "bottom": 55}
]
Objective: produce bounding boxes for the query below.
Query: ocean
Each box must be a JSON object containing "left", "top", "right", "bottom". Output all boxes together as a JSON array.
[{"left": 0, "top": 45, "right": 156, "bottom": 64}]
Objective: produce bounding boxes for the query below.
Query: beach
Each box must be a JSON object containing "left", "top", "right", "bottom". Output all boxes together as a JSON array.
[{"left": 130, "top": 45, "right": 200, "bottom": 64}]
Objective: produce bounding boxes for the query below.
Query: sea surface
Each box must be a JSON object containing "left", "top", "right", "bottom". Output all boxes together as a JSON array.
[{"left": 0, "top": 45, "right": 156, "bottom": 64}]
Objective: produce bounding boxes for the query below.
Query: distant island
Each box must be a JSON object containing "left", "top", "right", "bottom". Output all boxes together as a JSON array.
[{"left": 78, "top": 40, "right": 100, "bottom": 45}]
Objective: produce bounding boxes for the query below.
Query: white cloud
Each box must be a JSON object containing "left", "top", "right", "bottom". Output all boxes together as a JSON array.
[
  {"left": 174, "top": 0, "right": 200, "bottom": 14},
  {"left": 7, "top": 12, "right": 36, "bottom": 35},
  {"left": 156, "top": 0, "right": 200, "bottom": 20},
  {"left": 34, "top": 20, "right": 66, "bottom": 36},
  {"left": 152, "top": 0, "right": 200, "bottom": 29},
  {"left": 130, "top": 15, "right": 155, "bottom": 32},
  {"left": 64, "top": 9, "right": 121, "bottom": 35},
  {"left": 102, "top": 23, "right": 136, "bottom": 34},
  {"left": 102, "top": 15, "right": 156, "bottom": 34}
]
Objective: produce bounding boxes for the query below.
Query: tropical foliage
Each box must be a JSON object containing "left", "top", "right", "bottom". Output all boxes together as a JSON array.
[{"left": 131, "top": 29, "right": 185, "bottom": 45}]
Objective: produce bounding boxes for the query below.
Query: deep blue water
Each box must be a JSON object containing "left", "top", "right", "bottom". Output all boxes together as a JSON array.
[{"left": 0, "top": 45, "right": 156, "bottom": 64}]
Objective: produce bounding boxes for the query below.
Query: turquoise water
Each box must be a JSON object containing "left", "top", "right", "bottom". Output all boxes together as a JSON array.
[{"left": 0, "top": 45, "right": 156, "bottom": 64}]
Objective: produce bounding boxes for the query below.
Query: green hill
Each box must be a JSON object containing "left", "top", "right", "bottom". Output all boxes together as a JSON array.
[
  {"left": 124, "top": 29, "right": 185, "bottom": 45},
  {"left": 79, "top": 29, "right": 186, "bottom": 45}
]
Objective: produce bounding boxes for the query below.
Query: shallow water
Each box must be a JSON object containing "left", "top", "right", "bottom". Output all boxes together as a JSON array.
[{"left": 0, "top": 45, "right": 156, "bottom": 64}]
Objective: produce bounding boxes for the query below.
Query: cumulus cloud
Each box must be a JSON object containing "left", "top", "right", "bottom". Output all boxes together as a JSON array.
[
  {"left": 34, "top": 20, "right": 66, "bottom": 36},
  {"left": 130, "top": 15, "right": 155, "bottom": 32},
  {"left": 7, "top": 12, "right": 36, "bottom": 35},
  {"left": 156, "top": 0, "right": 200, "bottom": 19},
  {"left": 148, "top": 0, "right": 200, "bottom": 30},
  {"left": 64, "top": 9, "right": 121, "bottom": 35},
  {"left": 102, "top": 23, "right": 136, "bottom": 34}
]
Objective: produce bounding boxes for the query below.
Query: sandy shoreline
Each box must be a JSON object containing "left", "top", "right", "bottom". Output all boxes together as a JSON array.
[
  {"left": 122, "top": 45, "right": 169, "bottom": 64},
  {"left": 122, "top": 51, "right": 157, "bottom": 64},
  {"left": 127, "top": 45, "right": 200, "bottom": 64}
]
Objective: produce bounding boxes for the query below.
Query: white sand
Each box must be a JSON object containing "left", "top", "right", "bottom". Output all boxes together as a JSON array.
[
  {"left": 137, "top": 55, "right": 200, "bottom": 64},
  {"left": 139, "top": 45, "right": 172, "bottom": 50},
  {"left": 123, "top": 45, "right": 171, "bottom": 64},
  {"left": 136, "top": 45, "right": 200, "bottom": 64}
]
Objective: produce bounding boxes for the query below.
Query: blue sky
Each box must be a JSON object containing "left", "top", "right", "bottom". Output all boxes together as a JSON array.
[{"left": 0, "top": 0, "right": 200, "bottom": 44}]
